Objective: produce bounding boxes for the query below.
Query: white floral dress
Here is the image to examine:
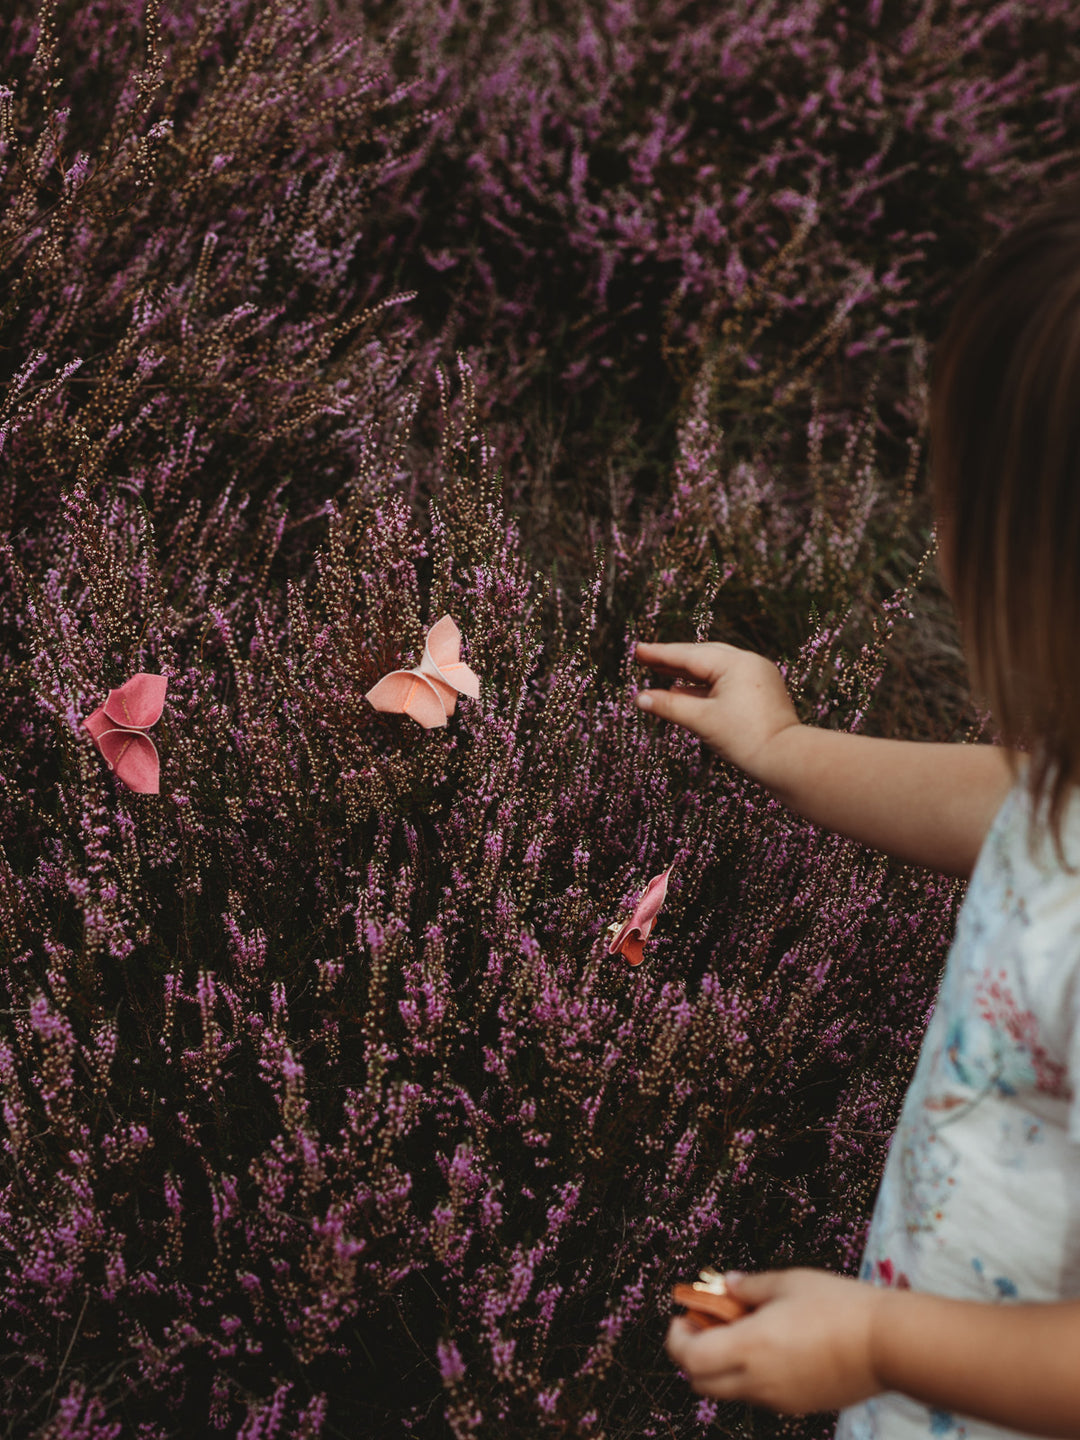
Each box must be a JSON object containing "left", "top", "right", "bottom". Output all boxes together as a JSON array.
[{"left": 836, "top": 778, "right": 1080, "bottom": 1440}]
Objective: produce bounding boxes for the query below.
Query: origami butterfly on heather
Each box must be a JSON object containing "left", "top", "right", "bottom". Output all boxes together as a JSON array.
[
  {"left": 83, "top": 673, "right": 168, "bottom": 794},
  {"left": 365, "top": 615, "right": 480, "bottom": 729},
  {"left": 607, "top": 864, "right": 674, "bottom": 966}
]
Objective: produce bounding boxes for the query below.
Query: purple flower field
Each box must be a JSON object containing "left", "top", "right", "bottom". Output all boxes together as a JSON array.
[{"left": 0, "top": 1, "right": 1077, "bottom": 1435}]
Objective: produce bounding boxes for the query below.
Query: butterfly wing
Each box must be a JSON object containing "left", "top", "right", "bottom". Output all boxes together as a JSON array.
[
  {"left": 421, "top": 615, "right": 480, "bottom": 701},
  {"left": 420, "top": 672, "right": 459, "bottom": 717},
  {"left": 617, "top": 933, "right": 646, "bottom": 967},
  {"left": 607, "top": 865, "right": 674, "bottom": 964},
  {"left": 365, "top": 670, "right": 448, "bottom": 729},
  {"left": 628, "top": 866, "right": 673, "bottom": 933},
  {"left": 434, "top": 657, "right": 480, "bottom": 700},
  {"left": 607, "top": 914, "right": 643, "bottom": 961},
  {"left": 96, "top": 728, "right": 161, "bottom": 794},
  {"left": 102, "top": 672, "right": 167, "bottom": 729},
  {"left": 83, "top": 704, "right": 111, "bottom": 746},
  {"left": 424, "top": 615, "right": 462, "bottom": 667}
]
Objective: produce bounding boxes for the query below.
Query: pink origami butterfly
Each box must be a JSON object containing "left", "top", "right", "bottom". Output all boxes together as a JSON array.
[
  {"left": 82, "top": 673, "right": 168, "bottom": 794},
  {"left": 607, "top": 865, "right": 674, "bottom": 966},
  {"left": 364, "top": 615, "right": 480, "bottom": 729}
]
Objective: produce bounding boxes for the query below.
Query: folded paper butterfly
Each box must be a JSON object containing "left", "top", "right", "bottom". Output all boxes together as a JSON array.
[
  {"left": 364, "top": 615, "right": 480, "bottom": 729},
  {"left": 672, "top": 1267, "right": 749, "bottom": 1330},
  {"left": 606, "top": 864, "right": 673, "bottom": 966},
  {"left": 83, "top": 673, "right": 168, "bottom": 794}
]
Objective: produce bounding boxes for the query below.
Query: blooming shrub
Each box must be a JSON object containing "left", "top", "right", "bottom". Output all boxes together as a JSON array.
[
  {"left": 350, "top": 0, "right": 1080, "bottom": 567},
  {"left": 1, "top": 374, "right": 960, "bottom": 1437},
  {"left": 0, "top": 0, "right": 430, "bottom": 574},
  {"left": 0, "top": 0, "right": 1075, "bottom": 1437}
]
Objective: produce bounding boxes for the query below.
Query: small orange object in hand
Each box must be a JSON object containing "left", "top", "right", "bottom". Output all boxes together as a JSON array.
[{"left": 672, "top": 1267, "right": 749, "bottom": 1329}]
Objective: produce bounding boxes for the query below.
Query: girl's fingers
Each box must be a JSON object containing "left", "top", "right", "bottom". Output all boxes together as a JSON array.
[
  {"left": 633, "top": 656, "right": 700, "bottom": 682},
  {"left": 723, "top": 1271, "right": 784, "bottom": 1306},
  {"left": 635, "top": 685, "right": 713, "bottom": 734},
  {"left": 634, "top": 641, "right": 734, "bottom": 684},
  {"left": 665, "top": 1316, "right": 720, "bottom": 1369},
  {"left": 665, "top": 1318, "right": 746, "bottom": 1391}
]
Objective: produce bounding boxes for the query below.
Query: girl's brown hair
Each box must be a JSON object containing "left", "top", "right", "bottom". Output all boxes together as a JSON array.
[{"left": 929, "top": 174, "right": 1080, "bottom": 864}]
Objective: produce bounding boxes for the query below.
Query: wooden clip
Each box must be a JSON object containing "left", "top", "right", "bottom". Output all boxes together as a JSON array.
[{"left": 672, "top": 1267, "right": 749, "bottom": 1329}]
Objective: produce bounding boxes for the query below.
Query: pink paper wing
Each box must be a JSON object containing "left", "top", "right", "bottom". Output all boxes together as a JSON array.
[
  {"left": 627, "top": 866, "right": 673, "bottom": 931},
  {"left": 82, "top": 704, "right": 111, "bottom": 747},
  {"left": 423, "top": 615, "right": 462, "bottom": 667},
  {"left": 422, "top": 672, "right": 459, "bottom": 717},
  {"left": 420, "top": 617, "right": 480, "bottom": 700},
  {"left": 96, "top": 728, "right": 160, "bottom": 794},
  {"left": 365, "top": 670, "right": 448, "bottom": 729},
  {"left": 435, "top": 658, "right": 480, "bottom": 700},
  {"left": 607, "top": 916, "right": 635, "bottom": 956},
  {"left": 607, "top": 917, "right": 647, "bottom": 965},
  {"left": 102, "top": 673, "right": 167, "bottom": 730},
  {"left": 618, "top": 934, "right": 646, "bottom": 967}
]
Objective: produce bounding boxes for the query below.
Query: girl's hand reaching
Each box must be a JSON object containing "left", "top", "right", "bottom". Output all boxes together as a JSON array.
[
  {"left": 665, "top": 1269, "right": 883, "bottom": 1415},
  {"left": 634, "top": 638, "right": 1011, "bottom": 876},
  {"left": 634, "top": 641, "right": 800, "bottom": 783}
]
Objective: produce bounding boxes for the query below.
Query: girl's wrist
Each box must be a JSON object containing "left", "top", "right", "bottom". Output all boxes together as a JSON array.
[
  {"left": 745, "top": 719, "right": 807, "bottom": 794},
  {"left": 866, "top": 1282, "right": 898, "bottom": 1395},
  {"left": 867, "top": 1285, "right": 946, "bottom": 1402}
]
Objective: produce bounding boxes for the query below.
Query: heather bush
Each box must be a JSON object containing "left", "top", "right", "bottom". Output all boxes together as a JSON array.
[
  {"left": 1, "top": 365, "right": 960, "bottom": 1437},
  {"left": 0, "top": 0, "right": 1075, "bottom": 1436},
  {"left": 0, "top": 0, "right": 430, "bottom": 576},
  {"left": 348, "top": 0, "right": 1080, "bottom": 577}
]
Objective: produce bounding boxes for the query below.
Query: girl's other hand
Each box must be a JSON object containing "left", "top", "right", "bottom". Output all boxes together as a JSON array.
[
  {"left": 665, "top": 1268, "right": 883, "bottom": 1415},
  {"left": 634, "top": 641, "right": 800, "bottom": 782}
]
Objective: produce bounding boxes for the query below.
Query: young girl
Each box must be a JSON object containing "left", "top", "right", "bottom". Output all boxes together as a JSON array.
[{"left": 636, "top": 177, "right": 1080, "bottom": 1438}]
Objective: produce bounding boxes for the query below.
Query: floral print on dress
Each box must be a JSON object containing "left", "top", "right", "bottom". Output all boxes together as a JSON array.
[
  {"left": 970, "top": 969, "right": 1069, "bottom": 1100},
  {"left": 860, "top": 1257, "right": 911, "bottom": 1289},
  {"left": 927, "top": 1410, "right": 967, "bottom": 1437},
  {"left": 835, "top": 779, "right": 1080, "bottom": 1440}
]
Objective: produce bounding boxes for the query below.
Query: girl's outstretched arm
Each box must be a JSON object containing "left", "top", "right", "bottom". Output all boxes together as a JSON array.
[
  {"left": 634, "top": 640, "right": 1013, "bottom": 878},
  {"left": 665, "top": 1269, "right": 1080, "bottom": 1437}
]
